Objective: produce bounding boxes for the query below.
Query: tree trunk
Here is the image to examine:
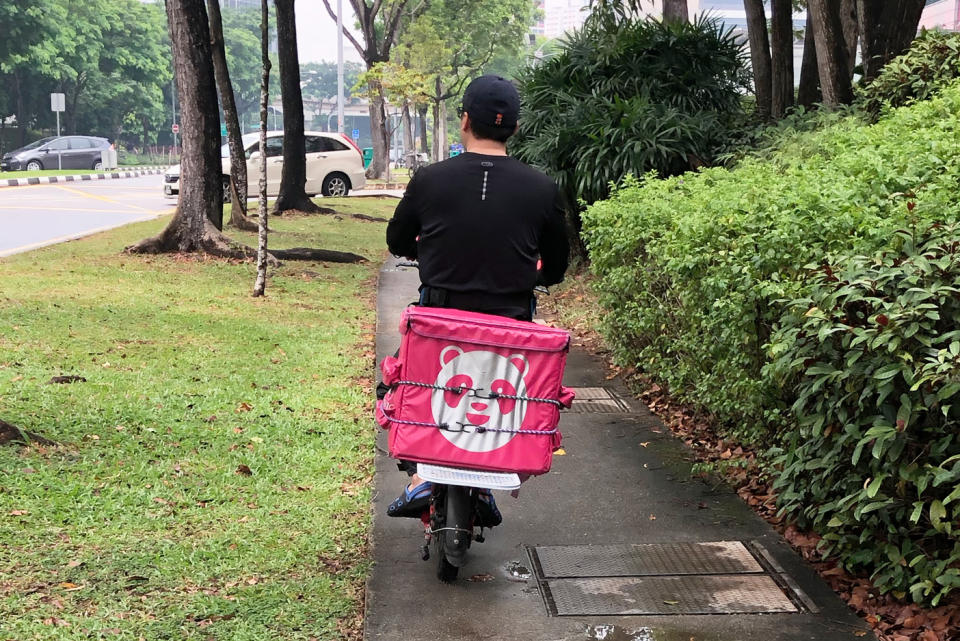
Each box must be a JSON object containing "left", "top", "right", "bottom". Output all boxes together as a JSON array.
[
  {"left": 126, "top": 0, "right": 239, "bottom": 256},
  {"left": 14, "top": 71, "right": 26, "bottom": 147},
  {"left": 208, "top": 0, "right": 256, "bottom": 231},
  {"left": 254, "top": 0, "right": 271, "bottom": 297},
  {"left": 808, "top": 0, "right": 854, "bottom": 107},
  {"left": 417, "top": 104, "right": 428, "bottom": 155},
  {"left": 770, "top": 0, "right": 795, "bottom": 118},
  {"left": 858, "top": 0, "right": 925, "bottom": 83},
  {"left": 438, "top": 99, "right": 448, "bottom": 160},
  {"left": 402, "top": 102, "right": 413, "bottom": 159},
  {"left": 66, "top": 74, "right": 86, "bottom": 136},
  {"left": 744, "top": 0, "right": 773, "bottom": 120},
  {"left": 367, "top": 83, "right": 389, "bottom": 178},
  {"left": 662, "top": 0, "right": 688, "bottom": 22},
  {"left": 273, "top": 0, "right": 321, "bottom": 214},
  {"left": 798, "top": 9, "right": 822, "bottom": 108},
  {"left": 839, "top": 0, "right": 858, "bottom": 80},
  {"left": 431, "top": 84, "right": 441, "bottom": 163}
]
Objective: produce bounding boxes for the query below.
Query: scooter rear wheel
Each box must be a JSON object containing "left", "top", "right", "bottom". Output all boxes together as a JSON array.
[{"left": 435, "top": 485, "right": 471, "bottom": 581}]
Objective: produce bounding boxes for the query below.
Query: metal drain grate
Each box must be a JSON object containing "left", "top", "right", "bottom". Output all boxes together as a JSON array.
[
  {"left": 542, "top": 575, "right": 799, "bottom": 616},
  {"left": 564, "top": 387, "right": 631, "bottom": 413},
  {"left": 529, "top": 542, "right": 805, "bottom": 617},
  {"left": 533, "top": 541, "right": 763, "bottom": 578}
]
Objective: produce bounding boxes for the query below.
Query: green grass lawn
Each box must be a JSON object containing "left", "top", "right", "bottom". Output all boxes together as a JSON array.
[{"left": 0, "top": 204, "right": 392, "bottom": 639}]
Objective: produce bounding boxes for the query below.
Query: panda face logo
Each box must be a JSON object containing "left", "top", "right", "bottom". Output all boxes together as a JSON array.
[{"left": 430, "top": 346, "right": 529, "bottom": 453}]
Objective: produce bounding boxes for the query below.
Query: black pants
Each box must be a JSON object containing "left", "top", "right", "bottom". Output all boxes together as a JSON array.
[{"left": 418, "top": 286, "right": 534, "bottom": 322}]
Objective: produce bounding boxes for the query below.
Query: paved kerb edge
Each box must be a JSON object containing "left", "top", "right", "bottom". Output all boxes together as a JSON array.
[{"left": 0, "top": 167, "right": 165, "bottom": 188}]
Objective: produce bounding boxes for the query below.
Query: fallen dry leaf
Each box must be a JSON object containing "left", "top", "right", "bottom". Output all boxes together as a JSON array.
[
  {"left": 236, "top": 464, "right": 253, "bottom": 476},
  {"left": 236, "top": 402, "right": 253, "bottom": 412},
  {"left": 8, "top": 509, "right": 28, "bottom": 516},
  {"left": 468, "top": 574, "right": 495, "bottom": 582}
]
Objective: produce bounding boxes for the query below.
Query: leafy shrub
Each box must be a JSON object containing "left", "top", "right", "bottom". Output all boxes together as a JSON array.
[
  {"left": 767, "top": 224, "right": 960, "bottom": 605},
  {"left": 858, "top": 29, "right": 960, "bottom": 118},
  {"left": 510, "top": 10, "right": 747, "bottom": 210},
  {"left": 582, "top": 83, "right": 960, "bottom": 444},
  {"left": 583, "top": 81, "right": 960, "bottom": 604}
]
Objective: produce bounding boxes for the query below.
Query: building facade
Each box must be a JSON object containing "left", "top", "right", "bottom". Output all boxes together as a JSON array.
[
  {"left": 542, "top": 0, "right": 590, "bottom": 38},
  {"left": 920, "top": 0, "right": 960, "bottom": 31}
]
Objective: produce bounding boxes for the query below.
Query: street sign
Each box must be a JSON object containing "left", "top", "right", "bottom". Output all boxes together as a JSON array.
[
  {"left": 352, "top": 128, "right": 360, "bottom": 140},
  {"left": 50, "top": 93, "right": 66, "bottom": 169},
  {"left": 172, "top": 123, "right": 180, "bottom": 134},
  {"left": 220, "top": 124, "right": 227, "bottom": 136}
]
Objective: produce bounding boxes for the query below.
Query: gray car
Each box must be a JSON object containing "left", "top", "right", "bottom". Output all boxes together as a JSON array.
[{"left": 1, "top": 136, "right": 111, "bottom": 171}]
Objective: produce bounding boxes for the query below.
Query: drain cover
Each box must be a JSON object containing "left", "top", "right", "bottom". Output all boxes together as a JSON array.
[
  {"left": 564, "top": 387, "right": 631, "bottom": 413},
  {"left": 542, "top": 575, "right": 799, "bottom": 616},
  {"left": 533, "top": 541, "right": 763, "bottom": 578}
]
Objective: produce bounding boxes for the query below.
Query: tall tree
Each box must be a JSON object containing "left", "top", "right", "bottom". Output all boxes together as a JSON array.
[
  {"left": 395, "top": 0, "right": 533, "bottom": 161},
  {"left": 126, "top": 0, "right": 240, "bottom": 255},
  {"left": 0, "top": 0, "right": 68, "bottom": 145},
  {"left": 744, "top": 0, "right": 773, "bottom": 120},
  {"left": 662, "top": 0, "right": 688, "bottom": 22},
  {"left": 797, "top": 8, "right": 821, "bottom": 108},
  {"left": 254, "top": 0, "right": 271, "bottom": 297},
  {"left": 321, "top": 0, "right": 420, "bottom": 179},
  {"left": 807, "top": 0, "right": 853, "bottom": 106},
  {"left": 770, "top": 0, "right": 795, "bottom": 118},
  {"left": 839, "top": 0, "right": 858, "bottom": 80},
  {"left": 273, "top": 0, "right": 324, "bottom": 214},
  {"left": 208, "top": 0, "right": 257, "bottom": 231},
  {"left": 857, "top": 0, "right": 926, "bottom": 83}
]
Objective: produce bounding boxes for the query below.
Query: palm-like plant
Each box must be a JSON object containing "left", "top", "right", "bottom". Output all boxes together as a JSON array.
[{"left": 511, "top": 10, "right": 748, "bottom": 239}]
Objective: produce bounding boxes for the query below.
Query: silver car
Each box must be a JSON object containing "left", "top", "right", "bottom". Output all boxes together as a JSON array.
[
  {"left": 1, "top": 136, "right": 111, "bottom": 171},
  {"left": 163, "top": 131, "right": 367, "bottom": 201}
]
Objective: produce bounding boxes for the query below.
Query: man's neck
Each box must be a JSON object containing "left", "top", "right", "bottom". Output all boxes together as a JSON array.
[{"left": 464, "top": 139, "right": 508, "bottom": 156}]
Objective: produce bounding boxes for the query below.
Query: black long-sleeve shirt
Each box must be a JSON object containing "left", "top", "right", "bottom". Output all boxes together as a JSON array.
[{"left": 386, "top": 152, "right": 569, "bottom": 295}]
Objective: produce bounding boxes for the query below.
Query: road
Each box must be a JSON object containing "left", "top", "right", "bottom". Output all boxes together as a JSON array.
[{"left": 0, "top": 175, "right": 174, "bottom": 257}]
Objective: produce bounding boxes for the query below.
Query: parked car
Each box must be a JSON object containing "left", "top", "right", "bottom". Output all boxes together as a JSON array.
[
  {"left": 163, "top": 131, "right": 366, "bottom": 201},
  {"left": 1, "top": 136, "right": 111, "bottom": 171}
]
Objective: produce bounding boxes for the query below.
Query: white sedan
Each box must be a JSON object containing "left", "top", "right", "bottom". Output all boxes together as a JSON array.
[{"left": 163, "top": 131, "right": 367, "bottom": 201}]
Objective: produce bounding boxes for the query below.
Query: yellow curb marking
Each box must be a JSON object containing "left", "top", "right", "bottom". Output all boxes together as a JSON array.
[{"left": 52, "top": 184, "right": 157, "bottom": 213}]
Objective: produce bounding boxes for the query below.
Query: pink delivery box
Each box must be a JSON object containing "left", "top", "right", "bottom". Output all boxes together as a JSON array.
[{"left": 376, "top": 306, "right": 575, "bottom": 475}]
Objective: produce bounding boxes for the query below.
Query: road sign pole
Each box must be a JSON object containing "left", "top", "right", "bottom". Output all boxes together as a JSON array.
[{"left": 51, "top": 93, "right": 65, "bottom": 170}]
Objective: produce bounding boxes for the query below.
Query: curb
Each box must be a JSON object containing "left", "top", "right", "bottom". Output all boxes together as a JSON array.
[
  {"left": 0, "top": 167, "right": 166, "bottom": 189},
  {"left": 358, "top": 183, "right": 407, "bottom": 191}
]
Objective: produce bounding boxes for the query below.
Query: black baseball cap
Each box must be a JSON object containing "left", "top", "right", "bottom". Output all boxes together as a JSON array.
[{"left": 462, "top": 75, "right": 520, "bottom": 129}]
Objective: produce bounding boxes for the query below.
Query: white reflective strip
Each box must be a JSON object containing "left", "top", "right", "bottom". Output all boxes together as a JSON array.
[{"left": 481, "top": 170, "right": 488, "bottom": 201}]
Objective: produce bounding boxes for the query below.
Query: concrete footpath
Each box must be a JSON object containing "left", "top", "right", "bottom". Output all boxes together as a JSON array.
[{"left": 367, "top": 257, "right": 874, "bottom": 641}]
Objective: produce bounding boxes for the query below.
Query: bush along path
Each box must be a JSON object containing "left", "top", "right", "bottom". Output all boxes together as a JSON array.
[
  {"left": 0, "top": 200, "right": 393, "bottom": 639},
  {"left": 574, "top": 73, "right": 960, "bottom": 640},
  {"left": 540, "top": 281, "right": 960, "bottom": 641}
]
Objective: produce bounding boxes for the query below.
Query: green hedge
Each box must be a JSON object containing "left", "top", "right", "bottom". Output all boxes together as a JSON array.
[
  {"left": 582, "top": 82, "right": 960, "bottom": 602},
  {"left": 583, "top": 82, "right": 960, "bottom": 441},
  {"left": 858, "top": 29, "right": 960, "bottom": 118},
  {"left": 767, "top": 224, "right": 960, "bottom": 605}
]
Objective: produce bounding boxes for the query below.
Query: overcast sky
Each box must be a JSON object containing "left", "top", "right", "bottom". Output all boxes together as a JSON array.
[{"left": 296, "top": 2, "right": 364, "bottom": 64}]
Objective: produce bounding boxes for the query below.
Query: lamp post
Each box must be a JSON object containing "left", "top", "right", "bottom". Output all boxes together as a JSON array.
[{"left": 337, "top": 0, "right": 344, "bottom": 134}]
